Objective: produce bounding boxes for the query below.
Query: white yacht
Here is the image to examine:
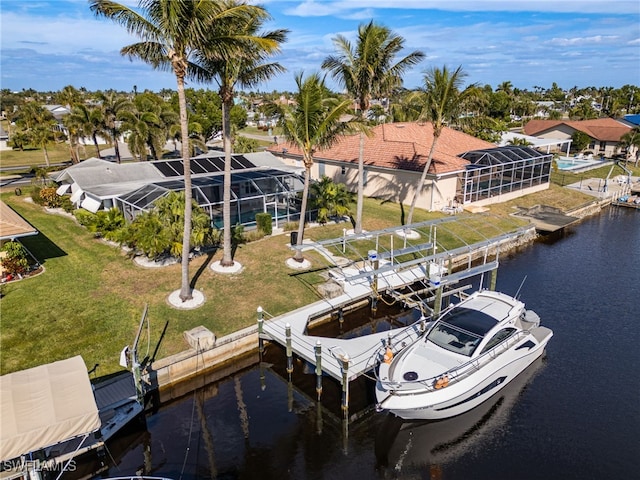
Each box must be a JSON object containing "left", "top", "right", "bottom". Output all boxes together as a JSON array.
[{"left": 375, "top": 289, "right": 552, "bottom": 420}]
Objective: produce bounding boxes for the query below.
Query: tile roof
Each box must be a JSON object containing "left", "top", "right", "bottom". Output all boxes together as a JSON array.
[
  {"left": 0, "top": 201, "right": 38, "bottom": 240},
  {"left": 524, "top": 118, "right": 631, "bottom": 142},
  {"left": 267, "top": 122, "right": 495, "bottom": 175}
]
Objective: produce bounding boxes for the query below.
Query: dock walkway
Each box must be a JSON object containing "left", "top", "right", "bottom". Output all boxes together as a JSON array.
[{"left": 261, "top": 261, "right": 433, "bottom": 382}]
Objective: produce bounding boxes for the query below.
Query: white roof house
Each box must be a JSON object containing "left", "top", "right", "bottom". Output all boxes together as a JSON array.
[{"left": 52, "top": 152, "right": 306, "bottom": 223}]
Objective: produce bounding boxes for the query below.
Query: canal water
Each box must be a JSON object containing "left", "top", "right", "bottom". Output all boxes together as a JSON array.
[{"left": 78, "top": 207, "right": 639, "bottom": 480}]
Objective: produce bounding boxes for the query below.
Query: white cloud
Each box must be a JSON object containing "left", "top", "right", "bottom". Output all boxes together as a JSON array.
[
  {"left": 547, "top": 35, "right": 619, "bottom": 46},
  {"left": 275, "top": 0, "right": 640, "bottom": 16}
]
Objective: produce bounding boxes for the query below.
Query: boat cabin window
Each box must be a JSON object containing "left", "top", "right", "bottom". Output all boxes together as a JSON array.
[
  {"left": 480, "top": 328, "right": 517, "bottom": 354},
  {"left": 427, "top": 322, "right": 482, "bottom": 357}
]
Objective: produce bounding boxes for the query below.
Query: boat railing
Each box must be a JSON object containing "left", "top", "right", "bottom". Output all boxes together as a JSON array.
[{"left": 379, "top": 329, "right": 531, "bottom": 392}]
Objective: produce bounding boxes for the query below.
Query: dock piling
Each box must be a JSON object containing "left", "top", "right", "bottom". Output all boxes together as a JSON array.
[
  {"left": 257, "top": 306, "right": 264, "bottom": 354},
  {"left": 315, "top": 340, "right": 323, "bottom": 400},
  {"left": 285, "top": 323, "right": 293, "bottom": 375},
  {"left": 340, "top": 354, "right": 350, "bottom": 416}
]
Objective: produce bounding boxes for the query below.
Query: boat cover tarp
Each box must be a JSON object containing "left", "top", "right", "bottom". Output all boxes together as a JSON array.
[{"left": 0, "top": 356, "right": 100, "bottom": 461}]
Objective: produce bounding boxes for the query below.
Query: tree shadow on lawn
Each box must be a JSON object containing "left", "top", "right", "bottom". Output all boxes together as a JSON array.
[
  {"left": 189, "top": 249, "right": 216, "bottom": 290},
  {"left": 20, "top": 230, "right": 67, "bottom": 262}
]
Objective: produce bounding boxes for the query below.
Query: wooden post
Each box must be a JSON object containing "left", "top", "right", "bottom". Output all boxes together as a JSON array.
[
  {"left": 340, "top": 355, "right": 350, "bottom": 416},
  {"left": 434, "top": 286, "right": 443, "bottom": 317},
  {"left": 285, "top": 323, "right": 293, "bottom": 375},
  {"left": 315, "top": 340, "right": 323, "bottom": 401},
  {"left": 490, "top": 267, "right": 498, "bottom": 291},
  {"left": 257, "top": 306, "right": 264, "bottom": 354}
]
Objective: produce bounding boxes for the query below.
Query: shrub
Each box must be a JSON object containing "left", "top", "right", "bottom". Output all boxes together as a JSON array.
[
  {"left": 37, "top": 187, "right": 62, "bottom": 208},
  {"left": 75, "top": 209, "right": 98, "bottom": 227},
  {"left": 60, "top": 196, "right": 75, "bottom": 213},
  {"left": 243, "top": 229, "right": 265, "bottom": 243},
  {"left": 30, "top": 186, "right": 43, "bottom": 205},
  {"left": 283, "top": 221, "right": 298, "bottom": 232},
  {"left": 255, "top": 212, "right": 272, "bottom": 235},
  {"left": 1, "top": 241, "right": 29, "bottom": 276}
]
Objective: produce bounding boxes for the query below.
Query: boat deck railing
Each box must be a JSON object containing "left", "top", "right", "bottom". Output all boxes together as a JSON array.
[{"left": 379, "top": 328, "right": 533, "bottom": 392}]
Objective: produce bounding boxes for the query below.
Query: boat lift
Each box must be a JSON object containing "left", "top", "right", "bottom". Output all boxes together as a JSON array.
[{"left": 258, "top": 214, "right": 535, "bottom": 419}]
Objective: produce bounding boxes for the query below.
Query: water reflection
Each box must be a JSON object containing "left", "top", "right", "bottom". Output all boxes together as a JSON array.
[{"left": 375, "top": 356, "right": 546, "bottom": 474}]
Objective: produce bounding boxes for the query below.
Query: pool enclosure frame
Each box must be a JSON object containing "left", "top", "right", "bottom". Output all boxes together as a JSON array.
[
  {"left": 458, "top": 146, "right": 552, "bottom": 204},
  {"left": 116, "top": 168, "right": 305, "bottom": 229}
]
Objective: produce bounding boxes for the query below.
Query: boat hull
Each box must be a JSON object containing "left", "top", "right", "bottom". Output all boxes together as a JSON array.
[{"left": 376, "top": 336, "right": 550, "bottom": 420}]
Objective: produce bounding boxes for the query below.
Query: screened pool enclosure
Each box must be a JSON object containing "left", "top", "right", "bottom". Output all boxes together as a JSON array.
[
  {"left": 117, "top": 168, "right": 305, "bottom": 229},
  {"left": 458, "top": 146, "right": 552, "bottom": 204}
]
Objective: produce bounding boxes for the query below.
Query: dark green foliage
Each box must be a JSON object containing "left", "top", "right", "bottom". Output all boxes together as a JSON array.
[
  {"left": 74, "top": 208, "right": 126, "bottom": 239},
  {"left": 309, "top": 176, "right": 354, "bottom": 224},
  {"left": 255, "top": 212, "right": 272, "bottom": 235},
  {"left": 571, "top": 130, "right": 592, "bottom": 152},
  {"left": 117, "top": 192, "right": 217, "bottom": 260},
  {"left": 1, "top": 241, "right": 29, "bottom": 276}
]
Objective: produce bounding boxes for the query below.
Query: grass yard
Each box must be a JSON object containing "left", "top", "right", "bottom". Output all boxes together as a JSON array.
[{"left": 0, "top": 193, "right": 440, "bottom": 375}]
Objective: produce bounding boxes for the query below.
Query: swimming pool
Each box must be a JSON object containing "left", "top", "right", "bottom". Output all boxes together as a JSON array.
[{"left": 555, "top": 156, "right": 604, "bottom": 171}]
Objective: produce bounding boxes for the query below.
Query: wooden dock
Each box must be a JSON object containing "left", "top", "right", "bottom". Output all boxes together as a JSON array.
[
  {"left": 258, "top": 218, "right": 534, "bottom": 414},
  {"left": 261, "top": 262, "right": 428, "bottom": 383}
]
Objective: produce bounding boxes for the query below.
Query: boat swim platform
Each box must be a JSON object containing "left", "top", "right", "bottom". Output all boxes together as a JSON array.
[{"left": 261, "top": 217, "right": 535, "bottom": 385}]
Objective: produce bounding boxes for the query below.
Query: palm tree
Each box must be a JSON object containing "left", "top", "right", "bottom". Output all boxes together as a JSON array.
[
  {"left": 68, "top": 103, "right": 105, "bottom": 158},
  {"left": 620, "top": 127, "right": 640, "bottom": 166},
  {"left": 15, "top": 102, "right": 58, "bottom": 166},
  {"left": 406, "top": 65, "right": 476, "bottom": 225},
  {"left": 310, "top": 176, "right": 354, "bottom": 224},
  {"left": 322, "top": 21, "right": 425, "bottom": 234},
  {"left": 200, "top": 10, "right": 287, "bottom": 268},
  {"left": 274, "top": 72, "right": 354, "bottom": 262},
  {"left": 91, "top": 0, "right": 266, "bottom": 302},
  {"left": 96, "top": 90, "right": 132, "bottom": 163}
]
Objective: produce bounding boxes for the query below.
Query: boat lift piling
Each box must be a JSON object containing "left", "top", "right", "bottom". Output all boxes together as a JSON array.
[
  {"left": 285, "top": 323, "right": 293, "bottom": 375},
  {"left": 315, "top": 340, "right": 323, "bottom": 400}
]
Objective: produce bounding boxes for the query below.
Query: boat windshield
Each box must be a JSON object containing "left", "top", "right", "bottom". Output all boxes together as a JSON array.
[{"left": 426, "top": 322, "right": 483, "bottom": 356}]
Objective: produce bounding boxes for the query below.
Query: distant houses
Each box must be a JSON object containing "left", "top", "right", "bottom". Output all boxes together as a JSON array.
[{"left": 523, "top": 118, "right": 633, "bottom": 158}]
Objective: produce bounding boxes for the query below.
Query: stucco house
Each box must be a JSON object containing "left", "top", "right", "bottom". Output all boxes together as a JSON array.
[
  {"left": 267, "top": 122, "right": 552, "bottom": 212},
  {"left": 523, "top": 118, "right": 632, "bottom": 158}
]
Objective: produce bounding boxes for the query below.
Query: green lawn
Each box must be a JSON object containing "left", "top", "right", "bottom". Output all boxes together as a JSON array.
[{"left": 0, "top": 193, "right": 438, "bottom": 375}]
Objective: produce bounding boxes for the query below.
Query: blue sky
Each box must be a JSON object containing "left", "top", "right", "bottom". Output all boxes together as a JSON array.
[{"left": 1, "top": 0, "right": 639, "bottom": 94}]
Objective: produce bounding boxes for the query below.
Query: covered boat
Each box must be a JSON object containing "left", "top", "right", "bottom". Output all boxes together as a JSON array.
[{"left": 375, "top": 289, "right": 552, "bottom": 420}]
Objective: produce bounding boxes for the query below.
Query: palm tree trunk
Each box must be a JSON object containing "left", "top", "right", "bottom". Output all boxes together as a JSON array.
[
  {"left": 355, "top": 131, "right": 365, "bottom": 234},
  {"left": 177, "top": 75, "right": 193, "bottom": 302},
  {"left": 113, "top": 129, "right": 121, "bottom": 163},
  {"left": 69, "top": 139, "right": 79, "bottom": 164},
  {"left": 294, "top": 164, "right": 312, "bottom": 262},
  {"left": 43, "top": 146, "right": 51, "bottom": 167},
  {"left": 221, "top": 97, "right": 234, "bottom": 267},
  {"left": 92, "top": 134, "right": 101, "bottom": 159},
  {"left": 406, "top": 137, "right": 439, "bottom": 225}
]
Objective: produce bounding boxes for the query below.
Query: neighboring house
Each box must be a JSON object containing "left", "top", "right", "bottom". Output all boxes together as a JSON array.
[
  {"left": 0, "top": 125, "right": 10, "bottom": 151},
  {"left": 0, "top": 201, "right": 39, "bottom": 247},
  {"left": 0, "top": 201, "right": 39, "bottom": 277},
  {"left": 622, "top": 114, "right": 640, "bottom": 127},
  {"left": 523, "top": 118, "right": 632, "bottom": 158},
  {"left": 44, "top": 104, "right": 71, "bottom": 120},
  {"left": 499, "top": 131, "right": 572, "bottom": 155},
  {"left": 267, "top": 122, "right": 552, "bottom": 212},
  {"left": 52, "top": 151, "right": 305, "bottom": 229}
]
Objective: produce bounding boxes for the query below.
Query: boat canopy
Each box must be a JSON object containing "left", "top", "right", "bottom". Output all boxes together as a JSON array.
[{"left": 0, "top": 356, "right": 100, "bottom": 461}]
